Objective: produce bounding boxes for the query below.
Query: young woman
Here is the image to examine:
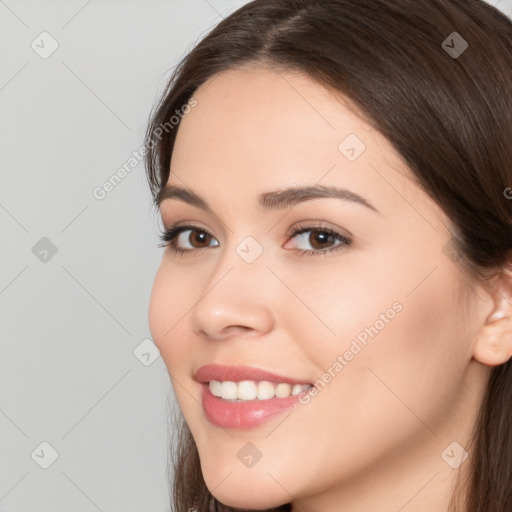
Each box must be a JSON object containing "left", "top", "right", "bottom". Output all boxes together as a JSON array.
[{"left": 144, "top": 1, "right": 512, "bottom": 510}]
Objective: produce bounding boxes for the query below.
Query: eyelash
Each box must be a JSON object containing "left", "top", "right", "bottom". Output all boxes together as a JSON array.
[{"left": 157, "top": 222, "right": 352, "bottom": 257}]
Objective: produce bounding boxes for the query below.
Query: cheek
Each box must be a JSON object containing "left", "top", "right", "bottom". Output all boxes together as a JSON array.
[
  {"left": 148, "top": 260, "right": 195, "bottom": 371},
  {"left": 295, "top": 232, "right": 469, "bottom": 376},
  {"left": 316, "top": 256, "right": 470, "bottom": 440},
  {"left": 269, "top": 255, "right": 408, "bottom": 371},
  {"left": 280, "top": 249, "right": 470, "bottom": 451},
  {"left": 148, "top": 262, "right": 205, "bottom": 425}
]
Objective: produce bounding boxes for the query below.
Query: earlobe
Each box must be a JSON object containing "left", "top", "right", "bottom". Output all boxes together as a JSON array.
[
  {"left": 473, "top": 329, "right": 512, "bottom": 367},
  {"left": 473, "top": 268, "right": 512, "bottom": 367}
]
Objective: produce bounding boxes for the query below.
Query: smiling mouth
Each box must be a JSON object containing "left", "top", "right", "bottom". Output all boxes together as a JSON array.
[
  {"left": 208, "top": 380, "right": 313, "bottom": 401},
  {"left": 201, "top": 380, "right": 314, "bottom": 429}
]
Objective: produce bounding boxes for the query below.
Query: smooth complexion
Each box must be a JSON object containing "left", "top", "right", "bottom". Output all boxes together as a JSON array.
[{"left": 148, "top": 65, "right": 512, "bottom": 512}]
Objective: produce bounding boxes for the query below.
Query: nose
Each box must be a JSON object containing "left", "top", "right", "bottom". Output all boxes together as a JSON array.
[{"left": 190, "top": 258, "right": 276, "bottom": 342}]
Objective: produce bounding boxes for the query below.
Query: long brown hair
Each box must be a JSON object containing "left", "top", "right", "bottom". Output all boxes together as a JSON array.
[{"left": 144, "top": 1, "right": 512, "bottom": 510}]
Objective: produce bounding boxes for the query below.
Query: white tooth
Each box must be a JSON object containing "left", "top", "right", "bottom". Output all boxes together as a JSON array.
[
  {"left": 220, "top": 381, "right": 238, "bottom": 400},
  {"left": 291, "top": 384, "right": 303, "bottom": 396},
  {"left": 210, "top": 380, "right": 223, "bottom": 397},
  {"left": 237, "top": 380, "right": 257, "bottom": 400},
  {"left": 275, "top": 383, "right": 292, "bottom": 398},
  {"left": 257, "top": 381, "right": 275, "bottom": 400}
]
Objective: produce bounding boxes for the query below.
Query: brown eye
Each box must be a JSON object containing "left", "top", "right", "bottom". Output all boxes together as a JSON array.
[
  {"left": 187, "top": 230, "right": 213, "bottom": 248},
  {"left": 176, "top": 228, "right": 219, "bottom": 249},
  {"left": 307, "top": 230, "right": 337, "bottom": 250},
  {"left": 159, "top": 225, "right": 220, "bottom": 253},
  {"left": 288, "top": 227, "right": 351, "bottom": 254}
]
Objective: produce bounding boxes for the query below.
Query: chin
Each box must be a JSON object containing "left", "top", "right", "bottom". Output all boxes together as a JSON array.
[
  {"left": 210, "top": 490, "right": 287, "bottom": 511},
  {"left": 203, "top": 468, "right": 290, "bottom": 510}
]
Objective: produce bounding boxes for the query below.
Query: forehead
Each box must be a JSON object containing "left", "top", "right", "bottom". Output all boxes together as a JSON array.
[
  {"left": 165, "top": 65, "right": 444, "bottom": 230},
  {"left": 179, "top": 65, "right": 373, "bottom": 148},
  {"left": 171, "top": 67, "right": 404, "bottom": 181}
]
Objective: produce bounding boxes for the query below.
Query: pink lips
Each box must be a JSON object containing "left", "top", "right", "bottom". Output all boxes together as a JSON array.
[
  {"left": 194, "top": 363, "right": 312, "bottom": 429},
  {"left": 194, "top": 363, "right": 312, "bottom": 385}
]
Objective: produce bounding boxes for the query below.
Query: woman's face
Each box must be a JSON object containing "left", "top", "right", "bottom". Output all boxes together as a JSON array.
[{"left": 148, "top": 66, "right": 492, "bottom": 510}]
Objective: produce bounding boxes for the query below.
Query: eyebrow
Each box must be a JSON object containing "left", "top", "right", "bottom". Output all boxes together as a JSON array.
[{"left": 156, "top": 183, "right": 379, "bottom": 214}]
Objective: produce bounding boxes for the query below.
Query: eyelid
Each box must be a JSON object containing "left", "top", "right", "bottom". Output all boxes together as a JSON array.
[
  {"left": 160, "top": 216, "right": 212, "bottom": 233},
  {"left": 284, "top": 219, "right": 353, "bottom": 240}
]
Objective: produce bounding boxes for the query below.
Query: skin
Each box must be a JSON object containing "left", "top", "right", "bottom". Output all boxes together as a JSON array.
[{"left": 148, "top": 65, "right": 512, "bottom": 512}]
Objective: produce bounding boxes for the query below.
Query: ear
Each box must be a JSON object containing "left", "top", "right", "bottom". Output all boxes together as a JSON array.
[{"left": 473, "top": 264, "right": 512, "bottom": 367}]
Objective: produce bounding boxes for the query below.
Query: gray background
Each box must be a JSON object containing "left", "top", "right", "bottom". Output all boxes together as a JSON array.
[{"left": 1, "top": 0, "right": 511, "bottom": 511}]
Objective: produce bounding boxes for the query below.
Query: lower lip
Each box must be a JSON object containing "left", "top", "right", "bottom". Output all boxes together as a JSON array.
[{"left": 201, "top": 383, "right": 304, "bottom": 429}]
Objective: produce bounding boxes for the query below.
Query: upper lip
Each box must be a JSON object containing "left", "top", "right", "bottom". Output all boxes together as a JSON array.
[{"left": 194, "top": 363, "right": 312, "bottom": 385}]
